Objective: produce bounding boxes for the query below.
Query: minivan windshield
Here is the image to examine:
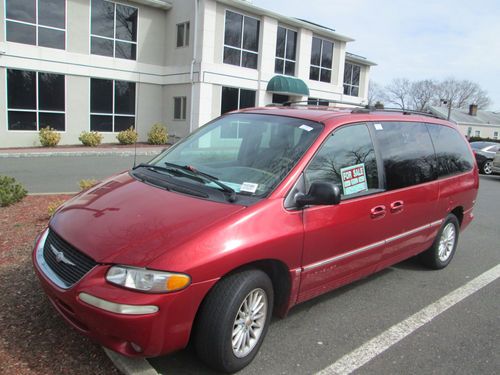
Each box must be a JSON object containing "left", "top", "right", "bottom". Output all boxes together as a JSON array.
[{"left": 147, "top": 113, "right": 323, "bottom": 199}]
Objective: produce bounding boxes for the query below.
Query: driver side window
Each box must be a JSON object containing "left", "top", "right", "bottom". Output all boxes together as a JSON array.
[{"left": 305, "top": 123, "right": 379, "bottom": 198}]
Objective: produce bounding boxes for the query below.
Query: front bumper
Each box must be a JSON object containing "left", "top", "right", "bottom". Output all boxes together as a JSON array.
[{"left": 32, "top": 229, "right": 217, "bottom": 357}]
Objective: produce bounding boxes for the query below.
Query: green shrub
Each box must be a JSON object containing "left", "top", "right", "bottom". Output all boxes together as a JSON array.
[
  {"left": 39, "top": 127, "right": 61, "bottom": 147},
  {"left": 79, "top": 131, "right": 103, "bottom": 147},
  {"left": 116, "top": 126, "right": 138, "bottom": 145},
  {"left": 0, "top": 176, "right": 27, "bottom": 207},
  {"left": 148, "top": 123, "right": 168, "bottom": 145},
  {"left": 79, "top": 179, "right": 98, "bottom": 191}
]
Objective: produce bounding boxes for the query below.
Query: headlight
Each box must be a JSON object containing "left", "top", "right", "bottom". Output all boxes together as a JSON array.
[{"left": 106, "top": 266, "right": 191, "bottom": 293}]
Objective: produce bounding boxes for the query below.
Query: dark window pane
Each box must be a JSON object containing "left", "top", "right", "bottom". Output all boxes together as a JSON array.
[
  {"left": 320, "top": 69, "right": 331, "bottom": 83},
  {"left": 352, "top": 65, "right": 361, "bottom": 86},
  {"left": 239, "top": 89, "right": 255, "bottom": 109},
  {"left": 8, "top": 111, "right": 37, "bottom": 131},
  {"left": 185, "top": 23, "right": 190, "bottom": 46},
  {"left": 242, "top": 51, "right": 258, "bottom": 69},
  {"left": 224, "top": 11, "right": 243, "bottom": 48},
  {"left": 285, "top": 30, "right": 297, "bottom": 60},
  {"left": 272, "top": 94, "right": 289, "bottom": 104},
  {"left": 344, "top": 63, "right": 353, "bottom": 85},
  {"left": 115, "top": 81, "right": 136, "bottom": 115},
  {"left": 223, "top": 47, "right": 241, "bottom": 66},
  {"left": 91, "top": 0, "right": 114, "bottom": 38},
  {"left": 8, "top": 69, "right": 36, "bottom": 110},
  {"left": 115, "top": 41, "right": 137, "bottom": 60},
  {"left": 177, "top": 24, "right": 184, "bottom": 47},
  {"left": 221, "top": 87, "right": 239, "bottom": 114},
  {"left": 91, "top": 36, "right": 114, "bottom": 57},
  {"left": 321, "top": 40, "right": 333, "bottom": 68},
  {"left": 309, "top": 67, "right": 319, "bottom": 81},
  {"left": 276, "top": 26, "right": 286, "bottom": 58},
  {"left": 115, "top": 116, "right": 135, "bottom": 132},
  {"left": 182, "top": 98, "right": 187, "bottom": 119},
  {"left": 39, "top": 112, "right": 65, "bottom": 131},
  {"left": 305, "top": 124, "right": 378, "bottom": 196},
  {"left": 38, "top": 0, "right": 65, "bottom": 29},
  {"left": 174, "top": 97, "right": 182, "bottom": 119},
  {"left": 310, "top": 37, "right": 321, "bottom": 66},
  {"left": 275, "top": 58, "right": 284, "bottom": 74},
  {"left": 427, "top": 124, "right": 474, "bottom": 177},
  {"left": 284, "top": 61, "right": 295, "bottom": 76},
  {"left": 243, "top": 17, "right": 259, "bottom": 52},
  {"left": 115, "top": 4, "right": 138, "bottom": 42},
  {"left": 343, "top": 84, "right": 350, "bottom": 95},
  {"left": 375, "top": 122, "right": 436, "bottom": 190},
  {"left": 91, "top": 79, "right": 113, "bottom": 113},
  {"left": 318, "top": 99, "right": 329, "bottom": 106},
  {"left": 39, "top": 73, "right": 65, "bottom": 111},
  {"left": 351, "top": 87, "right": 359, "bottom": 97},
  {"left": 91, "top": 114, "right": 113, "bottom": 132},
  {"left": 38, "top": 27, "right": 65, "bottom": 49},
  {"left": 6, "top": 0, "right": 35, "bottom": 23},
  {"left": 6, "top": 21, "right": 36, "bottom": 45}
]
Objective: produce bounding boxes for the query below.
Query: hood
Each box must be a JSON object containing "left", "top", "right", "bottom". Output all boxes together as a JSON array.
[{"left": 50, "top": 172, "right": 245, "bottom": 266}]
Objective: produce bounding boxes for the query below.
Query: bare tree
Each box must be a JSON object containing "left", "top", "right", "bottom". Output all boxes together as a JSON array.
[
  {"left": 409, "top": 79, "right": 438, "bottom": 111},
  {"left": 367, "top": 81, "right": 385, "bottom": 107},
  {"left": 385, "top": 78, "right": 412, "bottom": 109},
  {"left": 436, "top": 79, "right": 491, "bottom": 109}
]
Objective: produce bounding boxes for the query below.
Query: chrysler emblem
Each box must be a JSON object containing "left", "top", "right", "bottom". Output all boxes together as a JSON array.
[{"left": 50, "top": 245, "right": 76, "bottom": 266}]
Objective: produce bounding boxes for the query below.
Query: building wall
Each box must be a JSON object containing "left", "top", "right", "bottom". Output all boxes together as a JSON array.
[{"left": 457, "top": 123, "right": 500, "bottom": 140}]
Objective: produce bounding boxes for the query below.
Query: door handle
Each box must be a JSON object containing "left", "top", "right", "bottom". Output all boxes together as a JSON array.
[
  {"left": 370, "top": 205, "right": 386, "bottom": 219},
  {"left": 390, "top": 200, "right": 404, "bottom": 213}
]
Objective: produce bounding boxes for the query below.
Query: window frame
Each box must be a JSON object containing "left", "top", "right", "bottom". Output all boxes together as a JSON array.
[
  {"left": 4, "top": 0, "right": 68, "bottom": 50},
  {"left": 89, "top": 78, "right": 137, "bottom": 133},
  {"left": 176, "top": 21, "right": 190, "bottom": 48},
  {"left": 6, "top": 68, "right": 66, "bottom": 132},
  {"left": 274, "top": 25, "right": 297, "bottom": 76},
  {"left": 343, "top": 62, "right": 361, "bottom": 97},
  {"left": 222, "top": 9, "right": 260, "bottom": 69},
  {"left": 89, "top": 0, "right": 139, "bottom": 60},
  {"left": 309, "top": 36, "right": 334, "bottom": 83},
  {"left": 173, "top": 96, "right": 187, "bottom": 121},
  {"left": 494, "top": 131, "right": 499, "bottom": 140}
]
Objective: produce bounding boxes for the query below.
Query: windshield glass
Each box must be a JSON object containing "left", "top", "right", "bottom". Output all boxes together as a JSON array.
[{"left": 149, "top": 113, "right": 323, "bottom": 198}]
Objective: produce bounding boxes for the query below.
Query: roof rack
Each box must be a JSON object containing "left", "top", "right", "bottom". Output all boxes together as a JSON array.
[
  {"left": 270, "top": 99, "right": 366, "bottom": 108},
  {"left": 351, "top": 107, "right": 441, "bottom": 119}
]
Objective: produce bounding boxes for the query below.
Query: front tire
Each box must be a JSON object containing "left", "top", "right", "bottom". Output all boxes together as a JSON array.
[
  {"left": 194, "top": 270, "right": 274, "bottom": 373},
  {"left": 420, "top": 214, "right": 460, "bottom": 269}
]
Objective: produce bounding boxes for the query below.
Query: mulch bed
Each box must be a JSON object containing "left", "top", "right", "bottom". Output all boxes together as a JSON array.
[{"left": 0, "top": 195, "right": 119, "bottom": 375}]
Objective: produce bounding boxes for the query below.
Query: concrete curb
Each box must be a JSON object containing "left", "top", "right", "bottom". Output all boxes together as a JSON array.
[
  {"left": 104, "top": 348, "right": 159, "bottom": 375},
  {"left": 0, "top": 149, "right": 164, "bottom": 158}
]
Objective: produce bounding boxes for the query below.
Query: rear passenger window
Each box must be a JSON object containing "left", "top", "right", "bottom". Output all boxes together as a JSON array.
[
  {"left": 374, "top": 122, "right": 436, "bottom": 190},
  {"left": 426, "top": 124, "right": 474, "bottom": 177},
  {"left": 305, "top": 123, "right": 379, "bottom": 198}
]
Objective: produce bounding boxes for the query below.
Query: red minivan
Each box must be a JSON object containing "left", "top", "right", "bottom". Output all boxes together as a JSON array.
[{"left": 33, "top": 107, "right": 478, "bottom": 373}]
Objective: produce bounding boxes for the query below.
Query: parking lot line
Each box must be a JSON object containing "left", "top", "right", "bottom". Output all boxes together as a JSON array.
[{"left": 316, "top": 264, "right": 500, "bottom": 375}]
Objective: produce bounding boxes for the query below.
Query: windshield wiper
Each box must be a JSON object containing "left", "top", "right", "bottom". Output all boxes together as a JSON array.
[{"left": 163, "top": 162, "right": 237, "bottom": 202}]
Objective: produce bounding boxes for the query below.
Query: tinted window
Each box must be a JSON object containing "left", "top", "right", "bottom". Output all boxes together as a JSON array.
[
  {"left": 275, "top": 27, "right": 297, "bottom": 76},
  {"left": 374, "top": 122, "right": 436, "bottom": 190},
  {"left": 223, "top": 11, "right": 259, "bottom": 69},
  {"left": 91, "top": 79, "right": 113, "bottom": 113},
  {"left": 305, "top": 124, "right": 379, "bottom": 197},
  {"left": 39, "top": 73, "right": 65, "bottom": 111},
  {"left": 7, "top": 70, "right": 36, "bottom": 110},
  {"left": 426, "top": 124, "right": 474, "bottom": 177},
  {"left": 344, "top": 62, "right": 361, "bottom": 97},
  {"left": 221, "top": 87, "right": 256, "bottom": 116},
  {"left": 310, "top": 37, "right": 333, "bottom": 83},
  {"left": 115, "top": 81, "right": 136, "bottom": 115},
  {"left": 115, "top": 4, "right": 138, "bottom": 41},
  {"left": 6, "top": 0, "right": 36, "bottom": 23},
  {"left": 38, "top": 0, "right": 65, "bottom": 29}
]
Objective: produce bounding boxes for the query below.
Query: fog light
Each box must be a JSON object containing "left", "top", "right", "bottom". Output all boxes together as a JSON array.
[{"left": 130, "top": 342, "right": 142, "bottom": 353}]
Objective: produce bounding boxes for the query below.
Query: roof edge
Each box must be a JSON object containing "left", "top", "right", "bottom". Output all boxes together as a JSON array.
[
  {"left": 345, "top": 52, "right": 377, "bottom": 66},
  {"left": 129, "top": 0, "right": 172, "bottom": 10}
]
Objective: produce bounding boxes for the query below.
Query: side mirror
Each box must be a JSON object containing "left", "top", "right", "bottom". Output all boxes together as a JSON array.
[{"left": 295, "top": 181, "right": 341, "bottom": 207}]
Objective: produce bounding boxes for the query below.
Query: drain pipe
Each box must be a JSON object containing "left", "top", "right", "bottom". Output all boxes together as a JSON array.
[{"left": 189, "top": 0, "right": 199, "bottom": 132}]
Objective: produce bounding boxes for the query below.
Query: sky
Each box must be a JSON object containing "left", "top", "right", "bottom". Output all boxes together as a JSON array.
[{"left": 252, "top": 0, "right": 500, "bottom": 109}]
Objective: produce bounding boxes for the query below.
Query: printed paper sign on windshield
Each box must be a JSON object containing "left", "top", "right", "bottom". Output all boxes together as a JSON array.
[{"left": 340, "top": 163, "right": 368, "bottom": 195}]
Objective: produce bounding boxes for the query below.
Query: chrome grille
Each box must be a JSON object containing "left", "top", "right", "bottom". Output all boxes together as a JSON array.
[{"left": 43, "top": 229, "right": 97, "bottom": 287}]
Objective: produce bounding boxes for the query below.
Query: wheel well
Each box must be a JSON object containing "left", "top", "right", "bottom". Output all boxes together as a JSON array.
[{"left": 450, "top": 206, "right": 464, "bottom": 227}]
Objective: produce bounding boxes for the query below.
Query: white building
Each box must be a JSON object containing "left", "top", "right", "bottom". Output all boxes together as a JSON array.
[{"left": 0, "top": 0, "right": 376, "bottom": 148}]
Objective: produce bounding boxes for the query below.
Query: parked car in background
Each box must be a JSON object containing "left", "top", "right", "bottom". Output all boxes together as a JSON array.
[
  {"left": 32, "top": 107, "right": 479, "bottom": 373},
  {"left": 491, "top": 149, "right": 500, "bottom": 175},
  {"left": 470, "top": 141, "right": 500, "bottom": 175}
]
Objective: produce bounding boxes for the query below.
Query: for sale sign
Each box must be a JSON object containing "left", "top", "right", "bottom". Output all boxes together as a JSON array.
[{"left": 340, "top": 163, "right": 368, "bottom": 195}]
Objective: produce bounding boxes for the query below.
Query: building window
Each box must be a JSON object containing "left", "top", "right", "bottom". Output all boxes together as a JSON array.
[
  {"left": 90, "top": 0, "right": 138, "bottom": 60},
  {"left": 5, "top": 0, "right": 66, "bottom": 50},
  {"left": 174, "top": 97, "right": 187, "bottom": 120},
  {"left": 310, "top": 37, "right": 333, "bottom": 83},
  {"left": 272, "top": 94, "right": 289, "bottom": 104},
  {"left": 344, "top": 62, "right": 361, "bottom": 97},
  {"left": 221, "top": 87, "right": 256, "bottom": 115},
  {"left": 223, "top": 10, "right": 260, "bottom": 69},
  {"left": 474, "top": 130, "right": 480, "bottom": 137},
  {"left": 275, "top": 26, "right": 297, "bottom": 76},
  {"left": 90, "top": 78, "right": 136, "bottom": 132},
  {"left": 7, "top": 69, "right": 65, "bottom": 131},
  {"left": 308, "top": 98, "right": 329, "bottom": 106},
  {"left": 176, "top": 22, "right": 190, "bottom": 47},
  {"left": 494, "top": 131, "right": 499, "bottom": 140}
]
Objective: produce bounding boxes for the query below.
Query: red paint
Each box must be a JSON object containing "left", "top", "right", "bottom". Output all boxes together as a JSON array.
[{"left": 33, "top": 108, "right": 479, "bottom": 358}]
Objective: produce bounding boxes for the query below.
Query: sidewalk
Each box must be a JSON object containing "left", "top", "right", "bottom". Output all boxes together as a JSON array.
[{"left": 0, "top": 143, "right": 169, "bottom": 158}]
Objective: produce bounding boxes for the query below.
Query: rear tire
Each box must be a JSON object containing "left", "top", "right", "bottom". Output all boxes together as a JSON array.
[
  {"left": 420, "top": 214, "right": 460, "bottom": 269},
  {"left": 481, "top": 160, "right": 493, "bottom": 175},
  {"left": 194, "top": 270, "right": 274, "bottom": 373}
]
